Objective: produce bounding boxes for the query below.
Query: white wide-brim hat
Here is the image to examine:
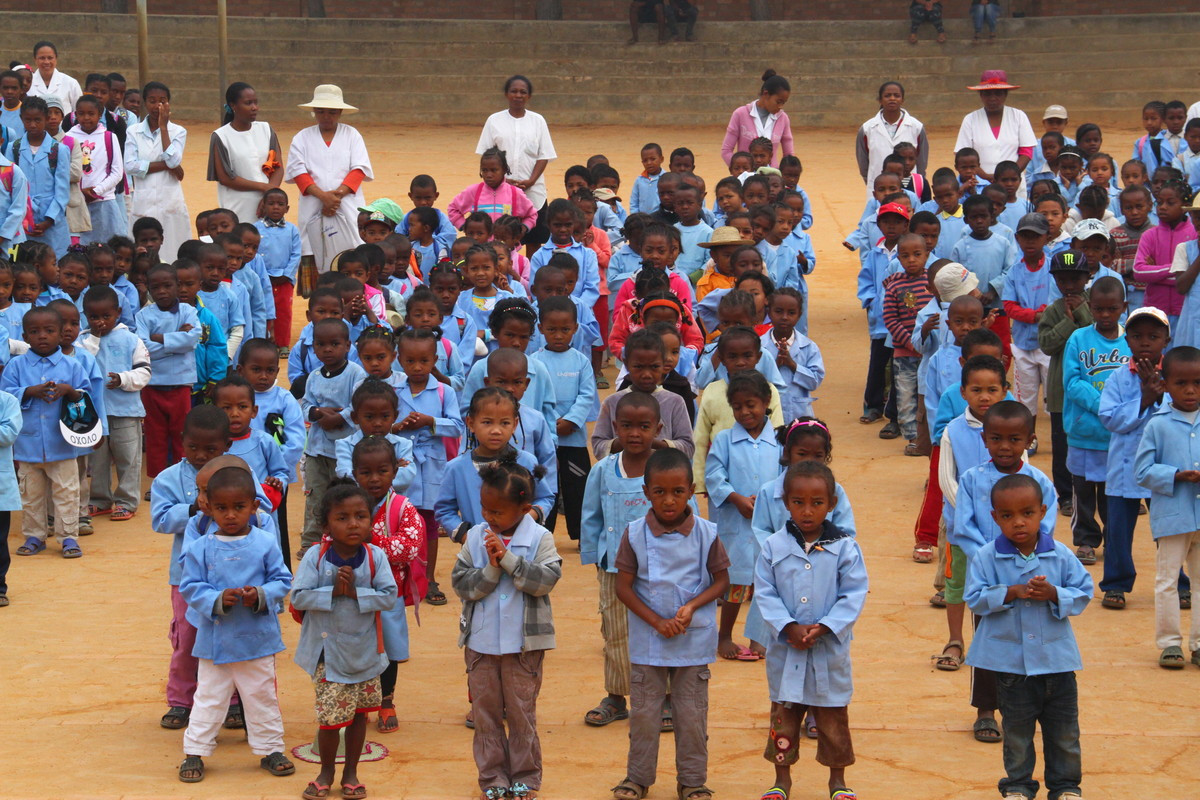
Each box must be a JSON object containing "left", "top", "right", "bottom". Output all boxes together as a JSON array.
[{"left": 298, "top": 84, "right": 358, "bottom": 113}]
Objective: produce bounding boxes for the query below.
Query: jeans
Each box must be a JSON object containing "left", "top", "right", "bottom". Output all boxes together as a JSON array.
[
  {"left": 996, "top": 671, "right": 1082, "bottom": 800},
  {"left": 970, "top": 1, "right": 1000, "bottom": 33},
  {"left": 893, "top": 355, "right": 920, "bottom": 440},
  {"left": 665, "top": 1, "right": 698, "bottom": 37},
  {"left": 909, "top": 1, "right": 945, "bottom": 34}
]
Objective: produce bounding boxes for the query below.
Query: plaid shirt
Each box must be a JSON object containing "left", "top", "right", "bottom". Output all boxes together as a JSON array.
[{"left": 1112, "top": 220, "right": 1153, "bottom": 292}]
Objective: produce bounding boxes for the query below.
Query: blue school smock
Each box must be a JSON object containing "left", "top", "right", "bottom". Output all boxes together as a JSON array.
[
  {"left": 291, "top": 542, "right": 397, "bottom": 683},
  {"left": 676, "top": 220, "right": 714, "bottom": 277},
  {"left": 197, "top": 282, "right": 245, "bottom": 343},
  {"left": 453, "top": 288, "right": 516, "bottom": 338},
  {"left": 756, "top": 238, "right": 800, "bottom": 296},
  {"left": 0, "top": 301, "right": 28, "bottom": 345},
  {"left": 755, "top": 522, "right": 868, "bottom": 706},
  {"left": 152, "top": 459, "right": 201, "bottom": 584},
  {"left": 529, "top": 240, "right": 600, "bottom": 308},
  {"left": 433, "top": 447, "right": 554, "bottom": 538},
  {"left": 233, "top": 256, "right": 273, "bottom": 338},
  {"left": 622, "top": 514, "right": 722, "bottom": 667},
  {"left": 1135, "top": 404, "right": 1200, "bottom": 539},
  {"left": 965, "top": 533, "right": 1092, "bottom": 675},
  {"left": 461, "top": 353, "right": 557, "bottom": 433},
  {"left": 1025, "top": 135, "right": 1076, "bottom": 183},
  {"left": 913, "top": 297, "right": 947, "bottom": 392},
  {"left": 941, "top": 411, "right": 990, "bottom": 518},
  {"left": 439, "top": 313, "right": 478, "bottom": 376},
  {"left": 0, "top": 389, "right": 22, "bottom": 512},
  {"left": 0, "top": 153, "right": 28, "bottom": 250},
  {"left": 857, "top": 240, "right": 895, "bottom": 339},
  {"left": 1063, "top": 324, "right": 1130, "bottom": 451},
  {"left": 1173, "top": 240, "right": 1200, "bottom": 350},
  {"left": 252, "top": 385, "right": 304, "bottom": 476},
  {"left": 515, "top": 402, "right": 557, "bottom": 482},
  {"left": 1098, "top": 365, "right": 1161, "bottom": 499},
  {"left": 287, "top": 322, "right": 321, "bottom": 382},
  {"left": 579, "top": 454, "right": 653, "bottom": 573},
  {"left": 397, "top": 207, "right": 456, "bottom": 256},
  {"left": 11, "top": 135, "right": 69, "bottom": 257},
  {"left": 924, "top": 342, "right": 962, "bottom": 423},
  {"left": 300, "top": 361, "right": 368, "bottom": 458},
  {"left": 334, "top": 430, "right": 416, "bottom": 494},
  {"left": 695, "top": 344, "right": 786, "bottom": 393},
  {"left": 606, "top": 244, "right": 643, "bottom": 300},
  {"left": 0, "top": 348, "right": 90, "bottom": 463},
  {"left": 934, "top": 382, "right": 1015, "bottom": 443},
  {"left": 530, "top": 346, "right": 598, "bottom": 448},
  {"left": 759, "top": 330, "right": 824, "bottom": 420},
  {"left": 179, "top": 526, "right": 292, "bottom": 665},
  {"left": 784, "top": 228, "right": 817, "bottom": 333},
  {"left": 949, "top": 233, "right": 1017, "bottom": 308},
  {"left": 952, "top": 462, "right": 1057, "bottom": 559},
  {"left": 706, "top": 423, "right": 782, "bottom": 585},
  {"left": 630, "top": 173, "right": 660, "bottom": 215},
  {"left": 1002, "top": 256, "right": 1053, "bottom": 351},
  {"left": 228, "top": 429, "right": 292, "bottom": 486},
  {"left": 393, "top": 374, "right": 464, "bottom": 510},
  {"left": 254, "top": 219, "right": 302, "bottom": 281},
  {"left": 998, "top": 198, "right": 1031, "bottom": 234}
]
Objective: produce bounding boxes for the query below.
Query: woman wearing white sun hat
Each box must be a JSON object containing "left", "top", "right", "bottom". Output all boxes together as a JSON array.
[
  {"left": 954, "top": 69, "right": 1036, "bottom": 188},
  {"left": 284, "top": 84, "right": 374, "bottom": 273}
]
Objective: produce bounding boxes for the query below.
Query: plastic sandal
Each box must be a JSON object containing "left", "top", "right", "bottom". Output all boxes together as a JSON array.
[
  {"left": 178, "top": 755, "right": 204, "bottom": 783},
  {"left": 585, "top": 696, "right": 630, "bottom": 727},
  {"left": 761, "top": 788, "right": 788, "bottom": 800},
  {"left": 223, "top": 702, "right": 245, "bottom": 729},
  {"left": 426, "top": 580, "right": 447, "bottom": 606},
  {"left": 61, "top": 539, "right": 82, "bottom": 559},
  {"left": 302, "top": 781, "right": 331, "bottom": 800},
  {"left": 678, "top": 784, "right": 714, "bottom": 800},
  {"left": 15, "top": 537, "right": 45, "bottom": 556},
  {"left": 935, "top": 640, "right": 964, "bottom": 671},
  {"left": 830, "top": 790, "right": 858, "bottom": 800},
  {"left": 804, "top": 710, "right": 818, "bottom": 739},
  {"left": 1101, "top": 591, "right": 1126, "bottom": 610},
  {"left": 612, "top": 780, "right": 648, "bottom": 800},
  {"left": 259, "top": 751, "right": 295, "bottom": 776},
  {"left": 1159, "top": 645, "right": 1186, "bottom": 669},
  {"left": 87, "top": 504, "right": 112, "bottom": 516},
  {"left": 912, "top": 544, "right": 934, "bottom": 563},
  {"left": 160, "top": 706, "right": 191, "bottom": 729},
  {"left": 376, "top": 706, "right": 399, "bottom": 733},
  {"left": 110, "top": 507, "right": 136, "bottom": 522},
  {"left": 973, "top": 717, "right": 1002, "bottom": 743},
  {"left": 660, "top": 703, "right": 673, "bottom": 733}
]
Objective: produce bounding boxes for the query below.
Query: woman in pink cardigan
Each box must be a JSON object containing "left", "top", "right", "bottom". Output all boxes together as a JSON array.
[{"left": 720, "top": 70, "right": 793, "bottom": 167}]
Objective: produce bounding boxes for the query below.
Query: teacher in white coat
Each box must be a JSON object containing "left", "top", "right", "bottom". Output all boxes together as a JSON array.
[
  {"left": 284, "top": 84, "right": 373, "bottom": 273},
  {"left": 856, "top": 80, "right": 927, "bottom": 189},
  {"left": 28, "top": 41, "right": 82, "bottom": 112},
  {"left": 953, "top": 70, "right": 1035, "bottom": 183}
]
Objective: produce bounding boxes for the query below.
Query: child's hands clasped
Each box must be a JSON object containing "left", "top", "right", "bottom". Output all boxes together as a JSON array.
[
  {"left": 332, "top": 565, "right": 357, "bottom": 598},
  {"left": 240, "top": 585, "right": 260, "bottom": 608},
  {"left": 314, "top": 407, "right": 346, "bottom": 431},
  {"left": 1176, "top": 469, "right": 1200, "bottom": 483},
  {"left": 221, "top": 587, "right": 243, "bottom": 610},
  {"left": 395, "top": 411, "right": 435, "bottom": 432},
  {"left": 484, "top": 528, "right": 507, "bottom": 567},
  {"left": 1026, "top": 576, "right": 1057, "bottom": 603},
  {"left": 730, "top": 493, "right": 756, "bottom": 520},
  {"left": 654, "top": 615, "right": 686, "bottom": 638},
  {"left": 783, "top": 622, "right": 829, "bottom": 650}
]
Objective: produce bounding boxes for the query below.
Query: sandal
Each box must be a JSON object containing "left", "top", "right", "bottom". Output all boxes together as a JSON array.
[
  {"left": 805, "top": 710, "right": 818, "bottom": 739},
  {"left": 1101, "top": 591, "right": 1126, "bottom": 610},
  {"left": 465, "top": 709, "right": 474, "bottom": 728},
  {"left": 482, "top": 788, "right": 508, "bottom": 800},
  {"left": 935, "top": 640, "right": 964, "bottom": 671},
  {"left": 1159, "top": 645, "right": 1186, "bottom": 669},
  {"left": 735, "top": 645, "right": 762, "bottom": 661},
  {"left": 260, "top": 751, "right": 295, "bottom": 776},
  {"left": 912, "top": 544, "right": 934, "bottom": 563},
  {"left": 178, "top": 755, "right": 204, "bottom": 783},
  {"left": 596, "top": 374, "right": 610, "bottom": 389},
  {"left": 0, "top": 594, "right": 8, "bottom": 607},
  {"left": 110, "top": 507, "right": 136, "bottom": 522},
  {"left": 1075, "top": 545, "right": 1096, "bottom": 565},
  {"left": 585, "top": 696, "right": 629, "bottom": 727},
  {"left": 426, "top": 580, "right": 447, "bottom": 606},
  {"left": 61, "top": 539, "right": 82, "bottom": 559},
  {"left": 377, "top": 705, "right": 399, "bottom": 733},
  {"left": 761, "top": 788, "right": 788, "bottom": 800},
  {"left": 341, "top": 783, "right": 368, "bottom": 799},
  {"left": 973, "top": 717, "right": 1002, "bottom": 743},
  {"left": 223, "top": 702, "right": 245, "bottom": 729},
  {"left": 929, "top": 589, "right": 946, "bottom": 608},
  {"left": 878, "top": 420, "right": 901, "bottom": 440},
  {"left": 78, "top": 518, "right": 93, "bottom": 536},
  {"left": 15, "top": 537, "right": 45, "bottom": 556},
  {"left": 160, "top": 705, "right": 191, "bottom": 729},
  {"left": 859, "top": 409, "right": 882, "bottom": 424},
  {"left": 1181, "top": 590, "right": 1192, "bottom": 610},
  {"left": 508, "top": 782, "right": 535, "bottom": 799},
  {"left": 831, "top": 791, "right": 858, "bottom": 800},
  {"left": 678, "top": 784, "right": 714, "bottom": 800},
  {"left": 303, "top": 781, "right": 332, "bottom": 800},
  {"left": 87, "top": 504, "right": 112, "bottom": 516},
  {"left": 613, "top": 780, "right": 648, "bottom": 800},
  {"left": 661, "top": 702, "right": 673, "bottom": 733}
]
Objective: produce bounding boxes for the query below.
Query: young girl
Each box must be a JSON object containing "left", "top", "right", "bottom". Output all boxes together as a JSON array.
[
  {"left": 705, "top": 371, "right": 782, "bottom": 661},
  {"left": 447, "top": 147, "right": 538, "bottom": 232},
  {"left": 455, "top": 243, "right": 515, "bottom": 342},
  {"left": 611, "top": 222, "right": 694, "bottom": 311},
  {"left": 126, "top": 81, "right": 189, "bottom": 261},
  {"left": 459, "top": 299, "right": 557, "bottom": 430},
  {"left": 349, "top": 325, "right": 401, "bottom": 389},
  {"left": 756, "top": 461, "right": 868, "bottom": 800},
  {"left": 461, "top": 212, "right": 493, "bottom": 245},
  {"left": 493, "top": 215, "right": 531, "bottom": 289},
  {"left": 427, "top": 260, "right": 477, "bottom": 361},
  {"left": 57, "top": 250, "right": 89, "bottom": 307},
  {"left": 207, "top": 82, "right": 282, "bottom": 226},
  {"left": 609, "top": 272, "right": 703, "bottom": 360},
  {"left": 1134, "top": 179, "right": 1195, "bottom": 327},
  {"left": 89, "top": 242, "right": 135, "bottom": 325},
  {"left": 349, "top": 436, "right": 426, "bottom": 735},
  {"left": 750, "top": 204, "right": 799, "bottom": 293},
  {"left": 530, "top": 199, "right": 600, "bottom": 308},
  {"left": 892, "top": 142, "right": 929, "bottom": 205},
  {"left": 735, "top": 271, "right": 775, "bottom": 334},
  {"left": 645, "top": 319, "right": 698, "bottom": 422},
  {"left": 13, "top": 96, "right": 70, "bottom": 258},
  {"left": 488, "top": 240, "right": 526, "bottom": 300},
  {"left": 451, "top": 457, "right": 561, "bottom": 800},
  {"left": 1075, "top": 122, "right": 1103, "bottom": 161},
  {"left": 749, "top": 137, "right": 774, "bottom": 169},
  {"left": 392, "top": 326, "right": 465, "bottom": 606},
  {"left": 292, "top": 482, "right": 398, "bottom": 800},
  {"left": 73, "top": 94, "right": 126, "bottom": 246},
  {"left": 404, "top": 286, "right": 467, "bottom": 390},
  {"left": 712, "top": 176, "right": 745, "bottom": 227},
  {"left": 763, "top": 288, "right": 825, "bottom": 419},
  {"left": 606, "top": 212, "right": 652, "bottom": 300},
  {"left": 11, "top": 261, "right": 42, "bottom": 305},
  {"left": 19, "top": 241, "right": 66, "bottom": 305}
]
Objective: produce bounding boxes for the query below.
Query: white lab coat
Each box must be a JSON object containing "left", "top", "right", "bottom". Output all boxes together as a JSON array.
[
  {"left": 125, "top": 119, "right": 189, "bottom": 261},
  {"left": 475, "top": 109, "right": 556, "bottom": 210},
  {"left": 953, "top": 106, "right": 1036, "bottom": 175},
  {"left": 284, "top": 123, "right": 373, "bottom": 269},
  {"left": 29, "top": 69, "right": 82, "bottom": 111}
]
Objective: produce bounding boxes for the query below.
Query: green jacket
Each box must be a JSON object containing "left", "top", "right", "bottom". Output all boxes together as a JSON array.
[{"left": 1037, "top": 292, "right": 1093, "bottom": 414}]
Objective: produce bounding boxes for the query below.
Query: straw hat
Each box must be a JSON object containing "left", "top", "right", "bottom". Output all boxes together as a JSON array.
[
  {"left": 967, "top": 70, "right": 1020, "bottom": 91},
  {"left": 298, "top": 84, "right": 358, "bottom": 112},
  {"left": 698, "top": 226, "right": 754, "bottom": 249}
]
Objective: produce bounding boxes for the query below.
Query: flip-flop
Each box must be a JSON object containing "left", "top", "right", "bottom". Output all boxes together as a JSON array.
[
  {"left": 1101, "top": 591, "right": 1126, "bottom": 610},
  {"left": 341, "top": 783, "right": 367, "bottom": 799},
  {"left": 302, "top": 782, "right": 331, "bottom": 800},
  {"left": 831, "top": 790, "right": 858, "bottom": 800},
  {"left": 178, "top": 755, "right": 204, "bottom": 783},
  {"left": 761, "top": 788, "right": 788, "bottom": 800},
  {"left": 859, "top": 410, "right": 883, "bottom": 424},
  {"left": 87, "top": 504, "right": 112, "bottom": 516},
  {"left": 259, "top": 751, "right": 295, "bottom": 776},
  {"left": 376, "top": 706, "right": 398, "bottom": 733},
  {"left": 735, "top": 646, "right": 762, "bottom": 661},
  {"left": 110, "top": 507, "right": 136, "bottom": 522},
  {"left": 804, "top": 711, "right": 818, "bottom": 739}
]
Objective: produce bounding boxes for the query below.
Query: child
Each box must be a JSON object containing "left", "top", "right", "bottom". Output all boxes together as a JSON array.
[
  {"left": 695, "top": 226, "right": 752, "bottom": 300},
  {"left": 1037, "top": 193, "right": 1072, "bottom": 258},
  {"left": 856, "top": 201, "right": 909, "bottom": 434},
  {"left": 402, "top": 174, "right": 456, "bottom": 256},
  {"left": 1002, "top": 212, "right": 1053, "bottom": 444},
  {"left": 1054, "top": 147, "right": 1085, "bottom": 206},
  {"left": 630, "top": 142, "right": 663, "bottom": 215},
  {"left": 1070, "top": 218, "right": 1123, "bottom": 287},
  {"left": 81, "top": 286, "right": 149, "bottom": 521},
  {"left": 673, "top": 183, "right": 714, "bottom": 280},
  {"left": 175, "top": 258, "right": 229, "bottom": 401},
  {"left": 964, "top": 473, "right": 1092, "bottom": 800},
  {"left": 750, "top": 203, "right": 799, "bottom": 294},
  {"left": 286, "top": 285, "right": 343, "bottom": 386},
  {"left": 2, "top": 305, "right": 90, "bottom": 557},
  {"left": 405, "top": 205, "right": 446, "bottom": 275},
  {"left": 137, "top": 264, "right": 201, "bottom": 481},
  {"left": 254, "top": 188, "right": 301, "bottom": 355},
  {"left": 459, "top": 299, "right": 556, "bottom": 425},
  {"left": 882, "top": 232, "right": 932, "bottom": 449},
  {"left": 13, "top": 96, "right": 70, "bottom": 257},
  {"left": 196, "top": 241, "right": 246, "bottom": 358},
  {"left": 351, "top": 323, "right": 403, "bottom": 389},
  {"left": 176, "top": 466, "right": 293, "bottom": 784},
  {"left": 591, "top": 328, "right": 694, "bottom": 459},
  {"left": 529, "top": 199, "right": 600, "bottom": 308},
  {"left": 705, "top": 371, "right": 781, "bottom": 661},
  {"left": 531, "top": 295, "right": 598, "bottom": 542},
  {"left": 483, "top": 348, "right": 557, "bottom": 485},
  {"left": 212, "top": 375, "right": 289, "bottom": 511},
  {"left": 579, "top": 392, "right": 659, "bottom": 727},
  {"left": 1112, "top": 185, "right": 1155, "bottom": 309},
  {"left": 447, "top": 146, "right": 538, "bottom": 231},
  {"left": 924, "top": 169, "right": 967, "bottom": 259},
  {"left": 754, "top": 461, "right": 867, "bottom": 800},
  {"left": 764, "top": 287, "right": 824, "bottom": 421},
  {"left": 1133, "top": 101, "right": 1167, "bottom": 174},
  {"left": 299, "top": 317, "right": 368, "bottom": 554},
  {"left": 72, "top": 94, "right": 125, "bottom": 245},
  {"left": 1161, "top": 100, "right": 1189, "bottom": 166},
  {"left": 455, "top": 242, "right": 516, "bottom": 337},
  {"left": 0, "top": 384, "right": 19, "bottom": 605},
  {"left": 1027, "top": 131, "right": 1065, "bottom": 185},
  {"left": 610, "top": 448, "right": 728, "bottom": 800},
  {"left": 452, "top": 457, "right": 561, "bottom": 800},
  {"left": 291, "top": 482, "right": 398, "bottom": 800},
  {"left": 950, "top": 195, "right": 1017, "bottom": 324},
  {"left": 1134, "top": 179, "right": 1194, "bottom": 328},
  {"left": 1062, "top": 276, "right": 1130, "bottom": 565},
  {"left": 403, "top": 286, "right": 466, "bottom": 389}
]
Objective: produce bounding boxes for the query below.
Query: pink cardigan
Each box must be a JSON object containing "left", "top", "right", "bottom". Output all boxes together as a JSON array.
[
  {"left": 1133, "top": 217, "right": 1195, "bottom": 316},
  {"left": 446, "top": 181, "right": 538, "bottom": 230},
  {"left": 721, "top": 102, "right": 794, "bottom": 166}
]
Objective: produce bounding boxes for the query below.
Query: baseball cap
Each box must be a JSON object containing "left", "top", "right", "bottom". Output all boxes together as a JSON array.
[
  {"left": 1072, "top": 218, "right": 1111, "bottom": 241},
  {"left": 43, "top": 94, "right": 65, "bottom": 113},
  {"left": 1049, "top": 249, "right": 1090, "bottom": 274},
  {"left": 932, "top": 262, "right": 979, "bottom": 301},
  {"left": 1016, "top": 212, "right": 1049, "bottom": 235},
  {"left": 60, "top": 393, "right": 102, "bottom": 449},
  {"left": 1043, "top": 104, "right": 1068, "bottom": 120},
  {"left": 1125, "top": 306, "right": 1170, "bottom": 331},
  {"left": 594, "top": 187, "right": 621, "bottom": 203},
  {"left": 877, "top": 202, "right": 911, "bottom": 221},
  {"left": 357, "top": 198, "right": 404, "bottom": 226}
]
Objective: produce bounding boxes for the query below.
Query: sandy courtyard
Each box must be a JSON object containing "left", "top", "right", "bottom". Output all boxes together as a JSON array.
[{"left": 1, "top": 118, "right": 1196, "bottom": 800}]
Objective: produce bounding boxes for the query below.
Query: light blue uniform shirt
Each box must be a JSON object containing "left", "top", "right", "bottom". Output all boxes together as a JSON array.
[
  {"left": 0, "top": 389, "right": 23, "bottom": 513},
  {"left": 228, "top": 428, "right": 292, "bottom": 485},
  {"left": 63, "top": 344, "right": 108, "bottom": 438},
  {"left": 630, "top": 173, "right": 660, "bottom": 215},
  {"left": 950, "top": 232, "right": 1018, "bottom": 306},
  {"left": 527, "top": 296, "right": 600, "bottom": 359},
  {"left": 393, "top": 374, "right": 464, "bottom": 509},
  {"left": 287, "top": 323, "right": 321, "bottom": 382},
  {"left": 530, "top": 347, "right": 597, "bottom": 448},
  {"left": 136, "top": 303, "right": 201, "bottom": 387},
  {"left": 251, "top": 386, "right": 305, "bottom": 476},
  {"left": 1098, "top": 365, "right": 1160, "bottom": 499},
  {"left": 254, "top": 220, "right": 302, "bottom": 281},
  {"left": 198, "top": 283, "right": 245, "bottom": 342},
  {"left": 461, "top": 353, "right": 557, "bottom": 433},
  {"left": 760, "top": 330, "right": 824, "bottom": 420},
  {"left": 453, "top": 289, "right": 516, "bottom": 337},
  {"left": 924, "top": 342, "right": 963, "bottom": 424},
  {"left": 335, "top": 430, "right": 416, "bottom": 494},
  {"left": 706, "top": 423, "right": 782, "bottom": 585},
  {"left": 434, "top": 448, "right": 554, "bottom": 537},
  {"left": 397, "top": 207, "right": 455, "bottom": 257},
  {"left": 530, "top": 240, "right": 600, "bottom": 309},
  {"left": 952, "top": 462, "right": 1057, "bottom": 559},
  {"left": 11, "top": 134, "right": 70, "bottom": 256},
  {"left": 857, "top": 241, "right": 896, "bottom": 339},
  {"left": 1001, "top": 257, "right": 1054, "bottom": 351},
  {"left": 1135, "top": 404, "right": 1200, "bottom": 539},
  {"left": 0, "top": 349, "right": 89, "bottom": 463},
  {"left": 675, "top": 220, "right": 714, "bottom": 276},
  {"left": 695, "top": 345, "right": 786, "bottom": 393},
  {"left": 757, "top": 239, "right": 800, "bottom": 297},
  {"left": 234, "top": 255, "right": 274, "bottom": 337},
  {"left": 300, "top": 361, "right": 368, "bottom": 459},
  {"left": 0, "top": 152, "right": 28, "bottom": 249},
  {"left": 606, "top": 244, "right": 643, "bottom": 300},
  {"left": 934, "top": 382, "right": 1015, "bottom": 443},
  {"left": 1173, "top": 240, "right": 1200, "bottom": 350},
  {"left": 579, "top": 454, "right": 653, "bottom": 573}
]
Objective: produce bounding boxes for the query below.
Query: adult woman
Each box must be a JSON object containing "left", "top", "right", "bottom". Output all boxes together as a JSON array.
[
  {"left": 207, "top": 81, "right": 282, "bottom": 224},
  {"left": 28, "top": 41, "right": 81, "bottom": 111},
  {"left": 856, "top": 80, "right": 928, "bottom": 189},
  {"left": 284, "top": 84, "right": 373, "bottom": 273},
  {"left": 475, "top": 75, "right": 556, "bottom": 248},
  {"left": 953, "top": 70, "right": 1035, "bottom": 183},
  {"left": 125, "top": 81, "right": 188, "bottom": 261},
  {"left": 720, "top": 70, "right": 793, "bottom": 167}
]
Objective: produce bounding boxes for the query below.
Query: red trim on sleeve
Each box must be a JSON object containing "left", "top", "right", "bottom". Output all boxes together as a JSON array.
[
  {"left": 293, "top": 173, "right": 315, "bottom": 195},
  {"left": 1017, "top": 146, "right": 1035, "bottom": 159},
  {"left": 342, "top": 169, "right": 366, "bottom": 193}
]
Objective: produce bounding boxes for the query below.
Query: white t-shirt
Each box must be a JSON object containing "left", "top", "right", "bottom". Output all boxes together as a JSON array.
[
  {"left": 476, "top": 109, "right": 557, "bottom": 210},
  {"left": 953, "top": 106, "right": 1036, "bottom": 174}
]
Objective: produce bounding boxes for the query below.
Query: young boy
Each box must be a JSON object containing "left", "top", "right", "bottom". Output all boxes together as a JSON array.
[
  {"left": 137, "top": 264, "right": 201, "bottom": 483},
  {"left": 404, "top": 206, "right": 445, "bottom": 275},
  {"left": 531, "top": 295, "right": 598, "bottom": 542},
  {"left": 1134, "top": 345, "right": 1200, "bottom": 668},
  {"left": 81, "top": 286, "right": 149, "bottom": 521},
  {"left": 922, "top": 168, "right": 967, "bottom": 259},
  {"left": 950, "top": 195, "right": 1017, "bottom": 325},
  {"left": 174, "top": 258, "right": 229, "bottom": 401},
  {"left": 1037, "top": 195, "right": 1072, "bottom": 258},
  {"left": 673, "top": 184, "right": 714, "bottom": 280},
  {"left": 530, "top": 200, "right": 600, "bottom": 308},
  {"left": 50, "top": 299, "right": 106, "bottom": 535},
  {"left": 196, "top": 242, "right": 246, "bottom": 360},
  {"left": 579, "top": 392, "right": 659, "bottom": 727},
  {"left": 1161, "top": 100, "right": 1189, "bottom": 167},
  {"left": 211, "top": 375, "right": 289, "bottom": 511},
  {"left": 964, "top": 473, "right": 1092, "bottom": 800},
  {"left": 215, "top": 231, "right": 266, "bottom": 345},
  {"left": 299, "top": 317, "right": 367, "bottom": 554},
  {"left": 857, "top": 201, "right": 909, "bottom": 437},
  {"left": 287, "top": 284, "right": 343, "bottom": 388},
  {"left": 1, "top": 306, "right": 90, "bottom": 557},
  {"left": 1112, "top": 185, "right": 1155, "bottom": 310},
  {"left": 1070, "top": 219, "right": 1123, "bottom": 288},
  {"left": 1002, "top": 212, "right": 1053, "bottom": 449},
  {"left": 881, "top": 232, "right": 933, "bottom": 450},
  {"left": 612, "top": 447, "right": 729, "bottom": 800},
  {"left": 1062, "top": 276, "right": 1130, "bottom": 565},
  {"left": 631, "top": 143, "right": 663, "bottom": 215},
  {"left": 1054, "top": 148, "right": 1085, "bottom": 206},
  {"left": 401, "top": 174, "right": 456, "bottom": 256},
  {"left": 1133, "top": 101, "right": 1167, "bottom": 174},
  {"left": 177, "top": 465, "right": 293, "bottom": 784},
  {"left": 954, "top": 147, "right": 988, "bottom": 196},
  {"left": 253, "top": 188, "right": 301, "bottom": 354}
]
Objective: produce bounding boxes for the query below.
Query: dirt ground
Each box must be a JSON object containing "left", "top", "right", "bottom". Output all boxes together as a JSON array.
[{"left": 2, "top": 119, "right": 1196, "bottom": 800}]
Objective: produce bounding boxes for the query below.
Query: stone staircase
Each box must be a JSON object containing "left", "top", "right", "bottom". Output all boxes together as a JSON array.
[{"left": 1, "top": 10, "right": 1196, "bottom": 127}]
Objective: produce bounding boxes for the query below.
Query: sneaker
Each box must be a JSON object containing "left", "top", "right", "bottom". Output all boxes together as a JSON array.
[
  {"left": 278, "top": 346, "right": 290, "bottom": 359},
  {"left": 1059, "top": 499, "right": 1074, "bottom": 518}
]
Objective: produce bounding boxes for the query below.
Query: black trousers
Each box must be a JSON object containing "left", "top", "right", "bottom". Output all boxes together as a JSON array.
[
  {"left": 1070, "top": 475, "right": 1106, "bottom": 549},
  {"left": 1048, "top": 412, "right": 1072, "bottom": 501},
  {"left": 0, "top": 510, "right": 10, "bottom": 596},
  {"left": 546, "top": 445, "right": 590, "bottom": 541},
  {"left": 863, "top": 336, "right": 897, "bottom": 421},
  {"left": 277, "top": 487, "right": 292, "bottom": 571}
]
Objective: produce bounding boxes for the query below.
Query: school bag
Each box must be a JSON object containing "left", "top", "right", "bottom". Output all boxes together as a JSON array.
[
  {"left": 9, "top": 138, "right": 59, "bottom": 235},
  {"left": 288, "top": 540, "right": 386, "bottom": 655},
  {"left": 375, "top": 491, "right": 427, "bottom": 611}
]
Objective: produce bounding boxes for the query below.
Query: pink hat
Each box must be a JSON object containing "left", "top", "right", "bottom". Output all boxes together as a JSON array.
[{"left": 967, "top": 70, "right": 1021, "bottom": 91}]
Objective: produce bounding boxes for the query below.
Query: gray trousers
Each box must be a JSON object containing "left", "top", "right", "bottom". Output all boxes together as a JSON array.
[
  {"left": 465, "top": 647, "right": 545, "bottom": 791},
  {"left": 627, "top": 663, "right": 710, "bottom": 789},
  {"left": 301, "top": 454, "right": 337, "bottom": 551},
  {"left": 89, "top": 416, "right": 143, "bottom": 512}
]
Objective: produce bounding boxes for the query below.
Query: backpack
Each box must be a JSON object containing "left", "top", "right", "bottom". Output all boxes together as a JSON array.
[
  {"left": 435, "top": 381, "right": 461, "bottom": 460},
  {"left": 9, "top": 138, "right": 59, "bottom": 236},
  {"left": 377, "top": 491, "right": 427, "bottom": 610},
  {"left": 288, "top": 541, "right": 386, "bottom": 655}
]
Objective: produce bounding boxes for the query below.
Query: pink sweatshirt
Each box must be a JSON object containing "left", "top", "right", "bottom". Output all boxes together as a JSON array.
[
  {"left": 447, "top": 181, "right": 538, "bottom": 230},
  {"left": 612, "top": 268, "right": 695, "bottom": 312},
  {"left": 1133, "top": 217, "right": 1195, "bottom": 315}
]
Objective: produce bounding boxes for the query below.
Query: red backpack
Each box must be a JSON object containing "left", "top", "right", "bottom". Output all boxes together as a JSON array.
[{"left": 376, "top": 491, "right": 428, "bottom": 611}]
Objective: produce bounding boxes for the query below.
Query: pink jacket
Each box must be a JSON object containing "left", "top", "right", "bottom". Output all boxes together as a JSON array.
[
  {"left": 721, "top": 102, "right": 794, "bottom": 166},
  {"left": 1133, "top": 217, "right": 1195, "bottom": 315},
  {"left": 447, "top": 181, "right": 538, "bottom": 230}
]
